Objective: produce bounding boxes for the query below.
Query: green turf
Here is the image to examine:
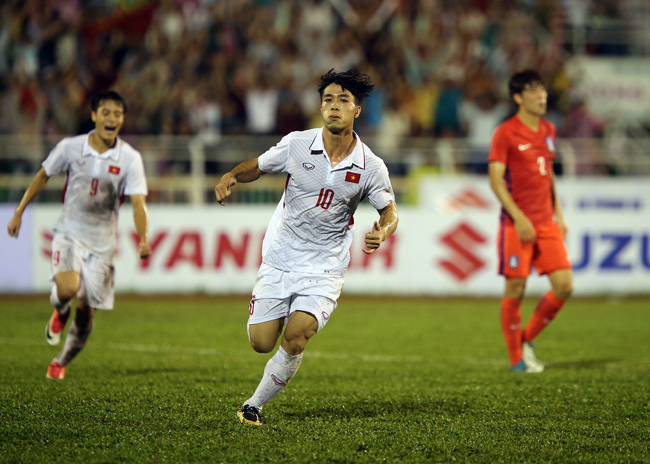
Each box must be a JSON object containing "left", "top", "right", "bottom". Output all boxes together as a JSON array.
[{"left": 0, "top": 295, "right": 648, "bottom": 463}]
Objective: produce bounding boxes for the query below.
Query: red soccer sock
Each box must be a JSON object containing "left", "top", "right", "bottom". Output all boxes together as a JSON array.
[
  {"left": 500, "top": 298, "right": 523, "bottom": 366},
  {"left": 522, "top": 290, "right": 565, "bottom": 343}
]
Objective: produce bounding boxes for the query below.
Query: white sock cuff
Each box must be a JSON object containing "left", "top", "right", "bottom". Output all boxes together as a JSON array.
[{"left": 277, "top": 345, "right": 303, "bottom": 368}]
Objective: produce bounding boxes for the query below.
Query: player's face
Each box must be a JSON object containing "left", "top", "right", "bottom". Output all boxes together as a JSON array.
[
  {"left": 516, "top": 83, "right": 547, "bottom": 117},
  {"left": 91, "top": 100, "right": 125, "bottom": 145},
  {"left": 320, "top": 84, "right": 361, "bottom": 134}
]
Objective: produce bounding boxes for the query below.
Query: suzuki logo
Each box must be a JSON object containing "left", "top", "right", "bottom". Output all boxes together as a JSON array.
[{"left": 438, "top": 222, "right": 487, "bottom": 281}]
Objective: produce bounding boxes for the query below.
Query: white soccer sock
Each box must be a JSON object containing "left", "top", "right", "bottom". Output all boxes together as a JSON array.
[
  {"left": 245, "top": 346, "right": 302, "bottom": 410},
  {"left": 50, "top": 285, "right": 71, "bottom": 315},
  {"left": 54, "top": 322, "right": 93, "bottom": 367}
]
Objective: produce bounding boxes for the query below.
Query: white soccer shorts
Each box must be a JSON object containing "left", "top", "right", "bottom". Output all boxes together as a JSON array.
[
  {"left": 248, "top": 263, "right": 343, "bottom": 332},
  {"left": 51, "top": 234, "right": 115, "bottom": 310}
]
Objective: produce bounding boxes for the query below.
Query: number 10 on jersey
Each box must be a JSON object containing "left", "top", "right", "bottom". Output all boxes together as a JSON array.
[{"left": 316, "top": 188, "right": 334, "bottom": 209}]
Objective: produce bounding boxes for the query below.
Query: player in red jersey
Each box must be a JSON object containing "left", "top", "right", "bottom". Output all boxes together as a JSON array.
[{"left": 488, "top": 70, "right": 573, "bottom": 373}]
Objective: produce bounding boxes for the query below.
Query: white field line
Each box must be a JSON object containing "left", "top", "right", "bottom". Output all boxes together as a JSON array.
[{"left": 0, "top": 338, "right": 423, "bottom": 363}]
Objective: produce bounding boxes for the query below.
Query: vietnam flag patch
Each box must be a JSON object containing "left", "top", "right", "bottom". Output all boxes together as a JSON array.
[
  {"left": 108, "top": 166, "right": 121, "bottom": 175},
  {"left": 345, "top": 172, "right": 361, "bottom": 184}
]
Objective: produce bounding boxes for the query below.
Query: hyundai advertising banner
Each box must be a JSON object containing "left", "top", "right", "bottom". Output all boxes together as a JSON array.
[{"left": 1, "top": 177, "right": 649, "bottom": 296}]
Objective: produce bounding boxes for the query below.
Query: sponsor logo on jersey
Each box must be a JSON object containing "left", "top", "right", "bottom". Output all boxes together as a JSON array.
[
  {"left": 345, "top": 172, "right": 361, "bottom": 183},
  {"left": 518, "top": 143, "right": 532, "bottom": 151},
  {"left": 108, "top": 165, "right": 121, "bottom": 175},
  {"left": 545, "top": 136, "right": 555, "bottom": 152},
  {"left": 302, "top": 163, "right": 315, "bottom": 171}
]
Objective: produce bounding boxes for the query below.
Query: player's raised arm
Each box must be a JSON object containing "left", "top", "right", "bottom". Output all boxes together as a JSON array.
[
  {"left": 130, "top": 194, "right": 151, "bottom": 259},
  {"left": 7, "top": 167, "right": 50, "bottom": 238},
  {"left": 488, "top": 161, "right": 536, "bottom": 244},
  {"left": 363, "top": 201, "right": 398, "bottom": 254},
  {"left": 215, "top": 158, "right": 265, "bottom": 206}
]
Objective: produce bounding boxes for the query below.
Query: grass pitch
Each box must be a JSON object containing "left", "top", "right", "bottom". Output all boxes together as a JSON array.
[{"left": 0, "top": 295, "right": 648, "bottom": 463}]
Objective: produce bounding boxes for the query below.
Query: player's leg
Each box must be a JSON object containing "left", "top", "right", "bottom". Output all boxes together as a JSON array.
[
  {"left": 497, "top": 222, "right": 534, "bottom": 370},
  {"left": 239, "top": 296, "right": 334, "bottom": 425},
  {"left": 46, "top": 235, "right": 82, "bottom": 345},
  {"left": 523, "top": 223, "right": 573, "bottom": 344},
  {"left": 47, "top": 252, "right": 113, "bottom": 379},
  {"left": 248, "top": 318, "right": 285, "bottom": 353},
  {"left": 47, "top": 299, "right": 95, "bottom": 379},
  {"left": 501, "top": 277, "right": 526, "bottom": 368},
  {"left": 523, "top": 268, "right": 572, "bottom": 344}
]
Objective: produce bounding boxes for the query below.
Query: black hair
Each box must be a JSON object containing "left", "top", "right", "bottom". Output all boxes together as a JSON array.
[
  {"left": 318, "top": 69, "right": 374, "bottom": 105},
  {"left": 91, "top": 90, "right": 127, "bottom": 114},
  {"left": 508, "top": 70, "right": 545, "bottom": 98}
]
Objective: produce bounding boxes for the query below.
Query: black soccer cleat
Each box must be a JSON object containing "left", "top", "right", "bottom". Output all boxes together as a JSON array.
[{"left": 236, "top": 404, "right": 262, "bottom": 426}]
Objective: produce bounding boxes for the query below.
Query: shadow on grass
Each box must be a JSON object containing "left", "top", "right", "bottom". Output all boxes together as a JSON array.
[
  {"left": 281, "top": 397, "right": 470, "bottom": 421},
  {"left": 118, "top": 366, "right": 199, "bottom": 376},
  {"left": 546, "top": 358, "right": 623, "bottom": 370}
]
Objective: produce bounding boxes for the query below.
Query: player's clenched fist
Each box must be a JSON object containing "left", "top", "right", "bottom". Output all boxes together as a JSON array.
[
  {"left": 7, "top": 214, "right": 21, "bottom": 238},
  {"left": 215, "top": 176, "right": 237, "bottom": 206},
  {"left": 363, "top": 221, "right": 384, "bottom": 254}
]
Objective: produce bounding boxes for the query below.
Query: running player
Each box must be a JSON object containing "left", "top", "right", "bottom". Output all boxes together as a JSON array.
[
  {"left": 7, "top": 90, "right": 151, "bottom": 380},
  {"left": 488, "top": 70, "right": 573, "bottom": 373},
  {"left": 215, "top": 69, "right": 399, "bottom": 425}
]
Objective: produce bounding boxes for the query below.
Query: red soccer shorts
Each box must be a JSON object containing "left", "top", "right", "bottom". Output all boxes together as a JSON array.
[{"left": 497, "top": 221, "right": 571, "bottom": 278}]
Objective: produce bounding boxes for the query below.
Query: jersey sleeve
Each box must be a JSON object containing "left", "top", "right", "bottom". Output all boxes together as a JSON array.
[
  {"left": 257, "top": 133, "right": 292, "bottom": 174},
  {"left": 366, "top": 163, "right": 395, "bottom": 211},
  {"left": 123, "top": 153, "right": 148, "bottom": 196},
  {"left": 41, "top": 139, "right": 70, "bottom": 176},
  {"left": 488, "top": 125, "right": 509, "bottom": 164}
]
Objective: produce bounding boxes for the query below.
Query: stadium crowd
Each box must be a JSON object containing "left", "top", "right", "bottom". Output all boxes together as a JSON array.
[{"left": 0, "top": 0, "right": 632, "bottom": 146}]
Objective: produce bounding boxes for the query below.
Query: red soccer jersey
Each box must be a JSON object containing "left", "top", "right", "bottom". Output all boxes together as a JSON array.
[{"left": 488, "top": 115, "right": 557, "bottom": 226}]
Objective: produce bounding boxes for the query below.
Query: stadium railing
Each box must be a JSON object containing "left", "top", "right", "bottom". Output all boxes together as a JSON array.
[{"left": 1, "top": 134, "right": 649, "bottom": 205}]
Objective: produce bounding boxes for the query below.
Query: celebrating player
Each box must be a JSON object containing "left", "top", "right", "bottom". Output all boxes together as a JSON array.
[
  {"left": 488, "top": 70, "right": 573, "bottom": 373},
  {"left": 7, "top": 90, "right": 151, "bottom": 380},
  {"left": 215, "top": 69, "right": 399, "bottom": 425}
]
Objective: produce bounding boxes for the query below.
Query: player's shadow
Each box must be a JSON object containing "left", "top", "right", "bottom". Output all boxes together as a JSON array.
[
  {"left": 119, "top": 367, "right": 196, "bottom": 376},
  {"left": 282, "top": 397, "right": 470, "bottom": 421},
  {"left": 546, "top": 358, "right": 623, "bottom": 370}
]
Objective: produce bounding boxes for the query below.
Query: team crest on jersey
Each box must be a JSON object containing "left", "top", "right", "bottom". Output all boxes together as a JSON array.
[
  {"left": 545, "top": 136, "right": 555, "bottom": 152},
  {"left": 108, "top": 165, "right": 121, "bottom": 175},
  {"left": 302, "top": 163, "right": 315, "bottom": 171},
  {"left": 345, "top": 172, "right": 361, "bottom": 183},
  {"left": 508, "top": 255, "right": 519, "bottom": 269},
  {"left": 322, "top": 311, "right": 330, "bottom": 321}
]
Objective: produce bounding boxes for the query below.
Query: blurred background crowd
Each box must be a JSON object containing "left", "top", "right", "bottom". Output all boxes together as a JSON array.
[
  {"left": 1, "top": 0, "right": 649, "bottom": 181},
  {"left": 2, "top": 0, "right": 643, "bottom": 135}
]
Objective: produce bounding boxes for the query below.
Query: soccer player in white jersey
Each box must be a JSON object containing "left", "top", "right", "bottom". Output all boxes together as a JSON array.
[
  {"left": 7, "top": 90, "right": 151, "bottom": 380},
  {"left": 215, "top": 69, "right": 399, "bottom": 425}
]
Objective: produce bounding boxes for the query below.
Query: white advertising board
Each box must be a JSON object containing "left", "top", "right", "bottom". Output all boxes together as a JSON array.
[{"left": 18, "top": 176, "right": 650, "bottom": 297}]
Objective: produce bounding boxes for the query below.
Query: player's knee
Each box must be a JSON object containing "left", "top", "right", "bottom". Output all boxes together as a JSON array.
[
  {"left": 57, "top": 285, "right": 78, "bottom": 302},
  {"left": 505, "top": 280, "right": 526, "bottom": 299},
  {"left": 249, "top": 337, "right": 275, "bottom": 354},
  {"left": 281, "top": 331, "right": 311, "bottom": 356},
  {"left": 554, "top": 282, "right": 573, "bottom": 301}
]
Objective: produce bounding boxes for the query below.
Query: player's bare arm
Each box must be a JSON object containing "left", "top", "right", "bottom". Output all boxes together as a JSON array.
[
  {"left": 488, "top": 161, "right": 536, "bottom": 243},
  {"left": 363, "top": 201, "right": 398, "bottom": 254},
  {"left": 215, "top": 158, "right": 265, "bottom": 206},
  {"left": 550, "top": 172, "right": 568, "bottom": 239},
  {"left": 7, "top": 168, "right": 50, "bottom": 238},
  {"left": 131, "top": 194, "right": 151, "bottom": 259}
]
